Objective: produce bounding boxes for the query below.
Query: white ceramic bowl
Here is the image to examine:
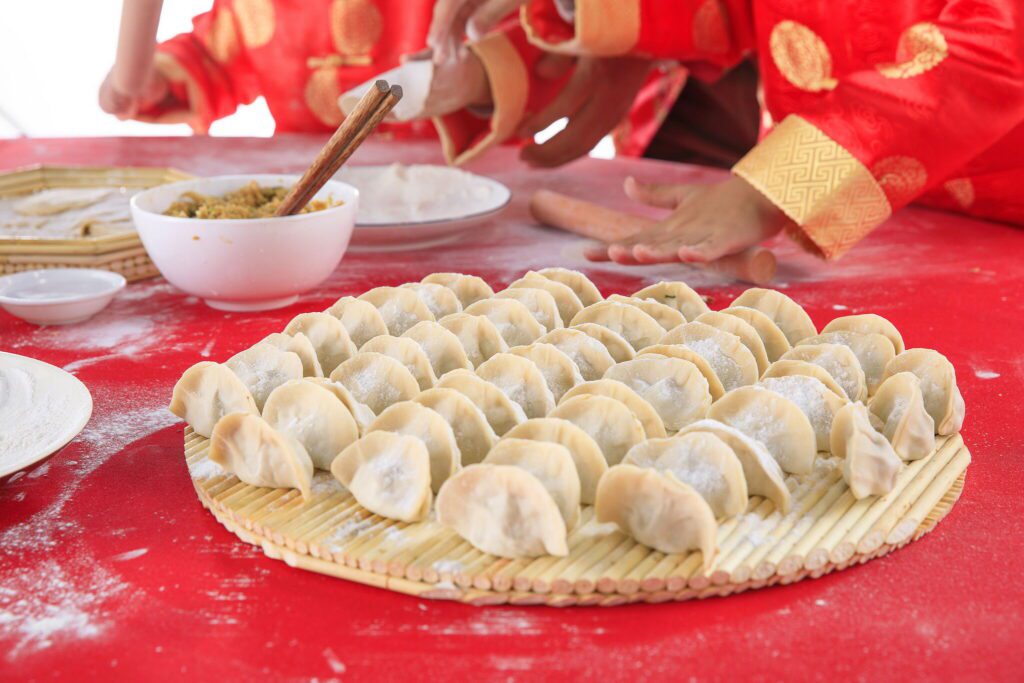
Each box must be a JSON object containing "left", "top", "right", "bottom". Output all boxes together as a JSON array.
[
  {"left": 0, "top": 268, "right": 126, "bottom": 325},
  {"left": 131, "top": 174, "right": 358, "bottom": 311}
]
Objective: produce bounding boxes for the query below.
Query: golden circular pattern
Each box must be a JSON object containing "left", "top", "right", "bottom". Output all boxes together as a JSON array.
[
  {"left": 769, "top": 20, "right": 838, "bottom": 92},
  {"left": 944, "top": 178, "right": 975, "bottom": 209},
  {"left": 206, "top": 8, "right": 239, "bottom": 63},
  {"left": 692, "top": 0, "right": 730, "bottom": 55},
  {"left": 234, "top": 0, "right": 275, "bottom": 48},
  {"left": 877, "top": 23, "right": 948, "bottom": 79},
  {"left": 305, "top": 68, "right": 345, "bottom": 127},
  {"left": 330, "top": 0, "right": 384, "bottom": 56},
  {"left": 872, "top": 156, "right": 928, "bottom": 206}
]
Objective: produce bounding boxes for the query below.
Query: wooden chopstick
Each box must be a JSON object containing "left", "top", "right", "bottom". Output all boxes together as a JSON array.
[{"left": 275, "top": 80, "right": 403, "bottom": 217}]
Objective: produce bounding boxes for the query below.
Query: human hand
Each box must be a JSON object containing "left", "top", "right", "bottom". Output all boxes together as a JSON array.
[
  {"left": 427, "top": 0, "right": 529, "bottom": 63},
  {"left": 98, "top": 66, "right": 169, "bottom": 120},
  {"left": 404, "top": 46, "right": 492, "bottom": 118}
]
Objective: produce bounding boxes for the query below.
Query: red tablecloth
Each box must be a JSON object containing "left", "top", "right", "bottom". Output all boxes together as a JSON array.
[{"left": 1, "top": 136, "right": 1022, "bottom": 681}]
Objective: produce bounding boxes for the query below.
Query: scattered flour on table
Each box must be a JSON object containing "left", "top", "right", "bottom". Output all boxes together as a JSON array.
[
  {"left": 0, "top": 366, "right": 80, "bottom": 470},
  {"left": 974, "top": 369, "right": 1000, "bottom": 379},
  {"left": 110, "top": 548, "right": 148, "bottom": 562}
]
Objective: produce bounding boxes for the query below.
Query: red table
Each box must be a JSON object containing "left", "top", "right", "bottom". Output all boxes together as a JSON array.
[{"left": 1, "top": 136, "right": 1022, "bottom": 681}]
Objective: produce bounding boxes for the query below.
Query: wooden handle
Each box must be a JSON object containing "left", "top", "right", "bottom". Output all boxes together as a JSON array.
[{"left": 112, "top": 0, "right": 164, "bottom": 97}]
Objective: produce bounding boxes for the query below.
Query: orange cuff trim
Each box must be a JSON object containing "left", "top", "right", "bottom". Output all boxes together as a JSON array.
[
  {"left": 143, "top": 52, "right": 213, "bottom": 133},
  {"left": 521, "top": 0, "right": 640, "bottom": 56},
  {"left": 732, "top": 115, "right": 892, "bottom": 260}
]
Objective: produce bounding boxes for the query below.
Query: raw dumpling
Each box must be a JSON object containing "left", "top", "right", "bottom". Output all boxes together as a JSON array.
[
  {"left": 679, "top": 419, "right": 791, "bottom": 512},
  {"left": 208, "top": 412, "right": 313, "bottom": 499},
  {"left": 882, "top": 348, "right": 965, "bottom": 435},
  {"left": 464, "top": 298, "right": 546, "bottom": 346},
  {"left": 438, "top": 312, "right": 508, "bottom": 367},
  {"left": 661, "top": 321, "right": 759, "bottom": 391},
  {"left": 225, "top": 343, "right": 304, "bottom": 411},
  {"left": 283, "top": 312, "right": 357, "bottom": 375},
  {"left": 549, "top": 394, "right": 646, "bottom": 466},
  {"left": 570, "top": 323, "right": 635, "bottom": 363},
  {"left": 493, "top": 287, "right": 562, "bottom": 331},
  {"left": 328, "top": 352, "right": 420, "bottom": 415},
  {"left": 561, "top": 379, "right": 667, "bottom": 439},
  {"left": 330, "top": 432, "right": 432, "bottom": 522},
  {"left": 631, "top": 281, "right": 709, "bottom": 321},
  {"left": 824, "top": 313, "right": 905, "bottom": 354},
  {"left": 604, "top": 356, "right": 711, "bottom": 431},
  {"left": 305, "top": 378, "right": 376, "bottom": 433},
  {"left": 436, "top": 369, "right": 527, "bottom": 435},
  {"left": 505, "top": 418, "right": 608, "bottom": 504},
  {"left": 831, "top": 402, "right": 901, "bottom": 499},
  {"left": 358, "top": 286, "right": 435, "bottom": 336},
  {"left": 607, "top": 294, "right": 686, "bottom": 331},
  {"left": 413, "top": 387, "right": 497, "bottom": 465},
  {"left": 758, "top": 375, "right": 847, "bottom": 451},
  {"left": 324, "top": 296, "right": 389, "bottom": 348},
  {"left": 262, "top": 380, "right": 359, "bottom": 470},
  {"left": 399, "top": 281, "right": 463, "bottom": 319},
  {"left": 169, "top": 361, "right": 259, "bottom": 438},
  {"left": 484, "top": 438, "right": 581, "bottom": 529},
  {"left": 720, "top": 306, "right": 792, "bottom": 362},
  {"left": 799, "top": 331, "right": 896, "bottom": 395},
  {"left": 868, "top": 372, "right": 935, "bottom": 460},
  {"left": 623, "top": 432, "right": 748, "bottom": 518},
  {"left": 781, "top": 343, "right": 867, "bottom": 403},
  {"left": 570, "top": 300, "right": 664, "bottom": 351},
  {"left": 259, "top": 332, "right": 323, "bottom": 378},
  {"left": 476, "top": 353, "right": 556, "bottom": 418},
  {"left": 537, "top": 327, "right": 615, "bottom": 381},
  {"left": 507, "top": 272, "right": 584, "bottom": 325},
  {"left": 707, "top": 386, "right": 816, "bottom": 475},
  {"left": 731, "top": 288, "right": 816, "bottom": 345},
  {"left": 421, "top": 272, "right": 494, "bottom": 307},
  {"left": 695, "top": 311, "right": 771, "bottom": 376},
  {"left": 636, "top": 344, "right": 726, "bottom": 401},
  {"left": 367, "top": 401, "right": 460, "bottom": 492},
  {"left": 508, "top": 343, "right": 583, "bottom": 402},
  {"left": 535, "top": 267, "right": 602, "bottom": 307},
  {"left": 401, "top": 320, "right": 472, "bottom": 377},
  {"left": 762, "top": 359, "right": 849, "bottom": 399},
  {"left": 360, "top": 335, "right": 437, "bottom": 390},
  {"left": 595, "top": 464, "right": 717, "bottom": 561}
]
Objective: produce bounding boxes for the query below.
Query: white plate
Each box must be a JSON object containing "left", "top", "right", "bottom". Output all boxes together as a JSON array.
[
  {"left": 0, "top": 268, "right": 126, "bottom": 325},
  {"left": 0, "top": 351, "right": 93, "bottom": 479}
]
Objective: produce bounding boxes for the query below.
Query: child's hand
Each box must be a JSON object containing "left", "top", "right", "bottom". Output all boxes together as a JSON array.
[
  {"left": 98, "top": 67, "right": 169, "bottom": 120},
  {"left": 585, "top": 176, "right": 789, "bottom": 264}
]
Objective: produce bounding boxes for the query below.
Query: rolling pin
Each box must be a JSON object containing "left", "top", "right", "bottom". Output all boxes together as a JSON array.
[
  {"left": 111, "top": 0, "right": 165, "bottom": 101},
  {"left": 530, "top": 189, "right": 777, "bottom": 286}
]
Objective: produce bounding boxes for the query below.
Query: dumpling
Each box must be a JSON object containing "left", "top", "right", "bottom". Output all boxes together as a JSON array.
[
  {"left": 762, "top": 358, "right": 849, "bottom": 399},
  {"left": 631, "top": 281, "right": 709, "bottom": 321},
  {"left": 731, "top": 288, "right": 816, "bottom": 345},
  {"left": 359, "top": 335, "right": 437, "bottom": 391},
  {"left": 695, "top": 311, "right": 771, "bottom": 376},
  {"left": 720, "top": 306, "right": 791, "bottom": 362},
  {"left": 436, "top": 369, "right": 527, "bottom": 435},
  {"left": 401, "top": 320, "right": 472, "bottom": 377},
  {"left": 259, "top": 332, "right": 323, "bottom": 378},
  {"left": 868, "top": 372, "right": 935, "bottom": 460},
  {"left": 824, "top": 313, "right": 905, "bottom": 354},
  {"left": 534, "top": 267, "right": 602, "bottom": 307},
  {"left": 570, "top": 300, "right": 664, "bottom": 351},
  {"left": 399, "top": 281, "right": 463, "bottom": 319},
  {"left": 781, "top": 343, "right": 867, "bottom": 403},
  {"left": 169, "top": 361, "right": 258, "bottom": 438},
  {"left": 208, "top": 412, "right": 313, "bottom": 499},
  {"left": 225, "top": 343, "right": 304, "bottom": 411},
  {"left": 262, "top": 379, "right": 359, "bottom": 470},
  {"left": 323, "top": 296, "right": 389, "bottom": 348},
  {"left": 508, "top": 343, "right": 583, "bottom": 402},
  {"left": 283, "top": 312, "right": 357, "bottom": 375},
  {"left": 603, "top": 356, "right": 711, "bottom": 431},
  {"left": 421, "top": 272, "right": 494, "bottom": 307},
  {"left": 882, "top": 348, "right": 965, "bottom": 435},
  {"left": 799, "top": 331, "right": 895, "bottom": 395},
  {"left": 367, "top": 401, "right": 460, "bottom": 492},
  {"left": 507, "top": 272, "right": 583, "bottom": 326},
  {"left": 831, "top": 402, "right": 901, "bottom": 499},
  {"left": 661, "top": 321, "right": 759, "bottom": 391},
  {"left": 537, "top": 327, "right": 615, "bottom": 381},
  {"left": 305, "top": 378, "right": 376, "bottom": 433},
  {"left": 561, "top": 379, "right": 667, "bottom": 439},
  {"left": 493, "top": 287, "right": 562, "bottom": 331},
  {"left": 679, "top": 419, "right": 791, "bottom": 512},
  {"left": 504, "top": 418, "right": 608, "bottom": 504},
  {"left": 549, "top": 394, "right": 646, "bottom": 466},
  {"left": 436, "top": 464, "right": 568, "bottom": 558},
  {"left": 570, "top": 323, "right": 635, "bottom": 363},
  {"left": 707, "top": 386, "right": 816, "bottom": 475},
  {"left": 413, "top": 387, "right": 497, "bottom": 465},
  {"left": 636, "top": 344, "right": 726, "bottom": 401},
  {"left": 437, "top": 312, "right": 508, "bottom": 367},
  {"left": 330, "top": 432, "right": 432, "bottom": 522},
  {"left": 595, "top": 464, "right": 717, "bottom": 561},
  {"left": 607, "top": 294, "right": 686, "bottom": 331},
  {"left": 758, "top": 375, "right": 847, "bottom": 451},
  {"left": 484, "top": 438, "right": 581, "bottom": 529},
  {"left": 463, "top": 298, "right": 546, "bottom": 346},
  {"left": 475, "top": 353, "right": 556, "bottom": 418},
  {"left": 358, "top": 286, "right": 435, "bottom": 336},
  {"left": 328, "top": 352, "right": 420, "bottom": 415}
]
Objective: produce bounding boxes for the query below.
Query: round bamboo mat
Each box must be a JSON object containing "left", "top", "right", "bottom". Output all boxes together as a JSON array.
[{"left": 185, "top": 428, "right": 969, "bottom": 606}]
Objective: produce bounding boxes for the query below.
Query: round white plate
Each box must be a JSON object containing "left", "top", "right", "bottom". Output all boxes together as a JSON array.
[
  {"left": 0, "top": 351, "right": 93, "bottom": 478},
  {"left": 0, "top": 268, "right": 125, "bottom": 325}
]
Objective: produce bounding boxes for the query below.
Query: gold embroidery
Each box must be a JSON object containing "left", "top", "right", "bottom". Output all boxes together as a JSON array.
[
  {"left": 877, "top": 23, "right": 948, "bottom": 79},
  {"left": 307, "top": 54, "right": 373, "bottom": 69},
  {"left": 520, "top": 0, "right": 640, "bottom": 56},
  {"left": 330, "top": 0, "right": 383, "bottom": 57},
  {"left": 693, "top": 0, "right": 730, "bottom": 55},
  {"left": 769, "top": 21, "right": 837, "bottom": 92},
  {"left": 944, "top": 178, "right": 975, "bottom": 208},
  {"left": 872, "top": 156, "right": 928, "bottom": 206},
  {"left": 733, "top": 115, "right": 892, "bottom": 260},
  {"left": 305, "top": 68, "right": 344, "bottom": 127},
  {"left": 206, "top": 8, "right": 239, "bottom": 63},
  {"left": 234, "top": 0, "right": 275, "bottom": 48}
]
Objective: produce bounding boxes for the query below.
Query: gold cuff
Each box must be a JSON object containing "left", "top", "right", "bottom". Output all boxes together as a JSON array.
[
  {"left": 147, "top": 52, "right": 212, "bottom": 133},
  {"left": 521, "top": 0, "right": 640, "bottom": 56}
]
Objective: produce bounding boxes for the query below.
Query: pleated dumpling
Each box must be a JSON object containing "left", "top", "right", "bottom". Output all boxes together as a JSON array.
[
  {"left": 707, "top": 386, "right": 816, "bottom": 475},
  {"left": 882, "top": 348, "right": 965, "bottom": 435},
  {"left": 323, "top": 296, "right": 389, "bottom": 348},
  {"left": 537, "top": 327, "right": 615, "bottom": 381},
  {"left": 330, "top": 431, "right": 432, "bottom": 522},
  {"left": 595, "top": 464, "right": 717, "bottom": 561},
  {"left": 509, "top": 343, "right": 583, "bottom": 402},
  {"left": 436, "top": 464, "right": 569, "bottom": 558},
  {"left": 762, "top": 358, "right": 849, "bottom": 399},
  {"left": 604, "top": 356, "right": 711, "bottom": 431},
  {"left": 623, "top": 433, "right": 747, "bottom": 518},
  {"left": 360, "top": 335, "right": 437, "bottom": 390},
  {"left": 225, "top": 343, "right": 304, "bottom": 411},
  {"left": 169, "top": 361, "right": 259, "bottom": 438},
  {"left": 283, "top": 312, "right": 357, "bottom": 375},
  {"left": 259, "top": 332, "right": 323, "bottom": 377},
  {"left": 367, "top": 401, "right": 460, "bottom": 492},
  {"left": 399, "top": 281, "right": 463, "bottom": 319},
  {"left": 436, "top": 369, "right": 527, "bottom": 435},
  {"left": 720, "top": 306, "right": 791, "bottom": 362},
  {"left": 799, "top": 331, "right": 896, "bottom": 395},
  {"left": 464, "top": 298, "right": 546, "bottom": 347},
  {"left": 484, "top": 438, "right": 581, "bottom": 529},
  {"left": 475, "top": 353, "right": 556, "bottom": 418},
  {"left": 328, "top": 352, "right": 419, "bottom": 415},
  {"left": 868, "top": 372, "right": 936, "bottom": 460},
  {"left": 507, "top": 272, "right": 584, "bottom": 326},
  {"left": 413, "top": 387, "right": 497, "bottom": 465},
  {"left": 358, "top": 286, "right": 435, "bottom": 336},
  {"left": 549, "top": 394, "right": 646, "bottom": 466},
  {"left": 561, "top": 379, "right": 667, "bottom": 439},
  {"left": 781, "top": 343, "right": 867, "bottom": 402},
  {"left": 758, "top": 375, "right": 847, "bottom": 451},
  {"left": 731, "top": 288, "right": 816, "bottom": 345},
  {"left": 607, "top": 294, "right": 686, "bottom": 332},
  {"left": 570, "top": 300, "right": 664, "bottom": 351},
  {"left": 831, "top": 402, "right": 901, "bottom": 499},
  {"left": 401, "top": 320, "right": 472, "bottom": 377},
  {"left": 438, "top": 312, "right": 508, "bottom": 367},
  {"left": 695, "top": 311, "right": 771, "bottom": 375},
  {"left": 421, "top": 272, "right": 494, "bottom": 308},
  {"left": 209, "top": 412, "right": 313, "bottom": 499},
  {"left": 262, "top": 379, "right": 359, "bottom": 470},
  {"left": 570, "top": 323, "right": 635, "bottom": 363},
  {"left": 636, "top": 344, "right": 726, "bottom": 401},
  {"left": 505, "top": 418, "right": 608, "bottom": 504},
  {"left": 661, "top": 321, "right": 759, "bottom": 391},
  {"left": 305, "top": 378, "right": 376, "bottom": 433},
  {"left": 631, "top": 281, "right": 709, "bottom": 321},
  {"left": 493, "top": 287, "right": 562, "bottom": 331},
  {"left": 535, "top": 267, "right": 602, "bottom": 307},
  {"left": 823, "top": 313, "right": 905, "bottom": 354}
]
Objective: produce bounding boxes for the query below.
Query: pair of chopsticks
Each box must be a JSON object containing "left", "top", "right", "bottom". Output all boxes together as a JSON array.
[{"left": 275, "top": 80, "right": 403, "bottom": 217}]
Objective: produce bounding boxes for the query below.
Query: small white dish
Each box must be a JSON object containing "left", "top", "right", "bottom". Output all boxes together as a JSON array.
[
  {"left": 131, "top": 174, "right": 358, "bottom": 311},
  {"left": 0, "top": 268, "right": 126, "bottom": 325}
]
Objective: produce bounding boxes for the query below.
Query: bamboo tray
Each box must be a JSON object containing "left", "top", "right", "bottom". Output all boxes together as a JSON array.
[{"left": 185, "top": 428, "right": 970, "bottom": 606}]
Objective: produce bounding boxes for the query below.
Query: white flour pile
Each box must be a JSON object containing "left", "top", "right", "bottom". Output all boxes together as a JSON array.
[{"left": 0, "top": 364, "right": 81, "bottom": 469}]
